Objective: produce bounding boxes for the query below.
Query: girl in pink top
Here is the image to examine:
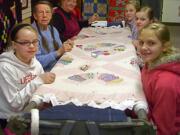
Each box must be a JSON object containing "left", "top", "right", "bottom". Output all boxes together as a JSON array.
[{"left": 138, "top": 22, "right": 180, "bottom": 135}]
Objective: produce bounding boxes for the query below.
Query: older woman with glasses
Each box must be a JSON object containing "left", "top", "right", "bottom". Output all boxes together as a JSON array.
[
  {"left": 52, "top": 0, "right": 99, "bottom": 42},
  {"left": 0, "top": 23, "right": 55, "bottom": 132},
  {"left": 32, "top": 0, "right": 73, "bottom": 71}
]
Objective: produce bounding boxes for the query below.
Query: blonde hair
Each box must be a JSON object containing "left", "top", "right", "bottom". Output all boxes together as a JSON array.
[
  {"left": 140, "top": 23, "right": 174, "bottom": 55},
  {"left": 126, "top": 0, "right": 140, "bottom": 11}
]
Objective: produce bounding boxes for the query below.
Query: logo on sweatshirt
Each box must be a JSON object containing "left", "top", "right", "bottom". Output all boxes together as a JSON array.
[{"left": 20, "top": 73, "right": 37, "bottom": 84}]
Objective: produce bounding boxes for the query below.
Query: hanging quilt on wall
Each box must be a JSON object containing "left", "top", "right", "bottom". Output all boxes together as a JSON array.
[
  {"left": 0, "top": 0, "right": 21, "bottom": 53},
  {"left": 82, "top": 0, "right": 108, "bottom": 20},
  {"left": 108, "top": 0, "right": 128, "bottom": 22}
]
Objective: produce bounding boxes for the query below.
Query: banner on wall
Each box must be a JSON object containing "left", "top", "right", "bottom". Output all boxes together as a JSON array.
[
  {"left": 82, "top": 0, "right": 128, "bottom": 22},
  {"left": 108, "top": 0, "right": 128, "bottom": 22},
  {"left": 82, "top": 0, "right": 108, "bottom": 20}
]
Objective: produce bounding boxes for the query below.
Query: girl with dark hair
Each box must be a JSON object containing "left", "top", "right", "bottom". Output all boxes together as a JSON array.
[
  {"left": 0, "top": 23, "right": 55, "bottom": 133},
  {"left": 32, "top": 0, "right": 73, "bottom": 71}
]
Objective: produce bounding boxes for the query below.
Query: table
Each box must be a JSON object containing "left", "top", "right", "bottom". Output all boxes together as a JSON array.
[{"left": 33, "top": 27, "right": 148, "bottom": 112}]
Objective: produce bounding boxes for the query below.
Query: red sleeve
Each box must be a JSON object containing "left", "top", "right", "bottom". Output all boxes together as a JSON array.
[{"left": 151, "top": 72, "right": 177, "bottom": 135}]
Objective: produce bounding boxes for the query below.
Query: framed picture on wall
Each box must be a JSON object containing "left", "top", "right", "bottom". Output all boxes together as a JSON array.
[{"left": 22, "top": 0, "right": 28, "bottom": 9}]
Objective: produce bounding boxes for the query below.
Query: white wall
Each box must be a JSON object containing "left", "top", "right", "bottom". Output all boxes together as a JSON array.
[{"left": 162, "top": 0, "right": 180, "bottom": 23}]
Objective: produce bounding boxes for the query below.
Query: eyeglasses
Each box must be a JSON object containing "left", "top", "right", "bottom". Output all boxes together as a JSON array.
[{"left": 14, "top": 39, "right": 39, "bottom": 46}]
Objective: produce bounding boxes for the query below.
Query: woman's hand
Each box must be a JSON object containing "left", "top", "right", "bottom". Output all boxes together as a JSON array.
[
  {"left": 39, "top": 72, "right": 56, "bottom": 84},
  {"left": 88, "top": 14, "right": 99, "bottom": 24},
  {"left": 62, "top": 39, "right": 74, "bottom": 52},
  {"left": 56, "top": 39, "right": 74, "bottom": 56}
]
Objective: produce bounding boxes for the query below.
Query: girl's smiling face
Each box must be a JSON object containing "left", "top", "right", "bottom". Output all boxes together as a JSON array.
[
  {"left": 136, "top": 11, "right": 152, "bottom": 31},
  {"left": 125, "top": 4, "right": 137, "bottom": 22},
  {"left": 138, "top": 29, "right": 166, "bottom": 64}
]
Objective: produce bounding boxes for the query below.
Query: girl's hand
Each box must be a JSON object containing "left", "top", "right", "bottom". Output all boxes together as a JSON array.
[{"left": 39, "top": 72, "right": 56, "bottom": 84}]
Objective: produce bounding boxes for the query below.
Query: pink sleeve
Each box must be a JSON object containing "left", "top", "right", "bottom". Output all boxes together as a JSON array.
[{"left": 151, "top": 73, "right": 177, "bottom": 135}]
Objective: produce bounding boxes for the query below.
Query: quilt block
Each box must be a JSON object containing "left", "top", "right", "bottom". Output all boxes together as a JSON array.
[
  {"left": 108, "top": 0, "right": 128, "bottom": 22},
  {"left": 82, "top": 0, "right": 108, "bottom": 20}
]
